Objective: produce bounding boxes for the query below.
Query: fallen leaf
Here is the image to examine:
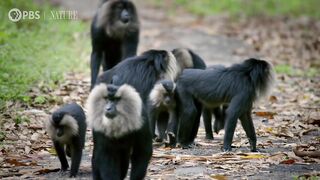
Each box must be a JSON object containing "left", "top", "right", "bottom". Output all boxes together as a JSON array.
[
  {"left": 5, "top": 158, "right": 37, "bottom": 166},
  {"left": 293, "top": 147, "right": 320, "bottom": 158},
  {"left": 280, "top": 159, "right": 295, "bottom": 164},
  {"left": 240, "top": 154, "right": 267, "bottom": 159},
  {"left": 255, "top": 111, "right": 276, "bottom": 119},
  {"left": 269, "top": 95, "right": 278, "bottom": 103},
  {"left": 210, "top": 174, "right": 227, "bottom": 180},
  {"left": 47, "top": 148, "right": 56, "bottom": 155},
  {"left": 33, "top": 168, "right": 60, "bottom": 175},
  {"left": 267, "top": 153, "right": 288, "bottom": 164}
]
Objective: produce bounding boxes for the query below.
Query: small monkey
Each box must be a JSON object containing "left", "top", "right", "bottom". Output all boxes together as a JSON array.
[
  {"left": 46, "top": 103, "right": 86, "bottom": 177},
  {"left": 148, "top": 80, "right": 177, "bottom": 144}
]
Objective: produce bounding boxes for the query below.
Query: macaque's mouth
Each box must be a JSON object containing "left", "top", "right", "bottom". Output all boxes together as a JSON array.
[
  {"left": 122, "top": 19, "right": 129, "bottom": 23},
  {"left": 105, "top": 113, "right": 117, "bottom": 119}
]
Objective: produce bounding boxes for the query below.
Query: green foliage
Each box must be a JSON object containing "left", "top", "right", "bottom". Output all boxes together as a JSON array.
[
  {"left": 14, "top": 115, "right": 30, "bottom": 124},
  {"left": 0, "top": 131, "right": 5, "bottom": 141},
  {"left": 293, "top": 175, "right": 320, "bottom": 180},
  {"left": 275, "top": 64, "right": 293, "bottom": 75},
  {"left": 275, "top": 64, "right": 319, "bottom": 77},
  {"left": 34, "top": 96, "right": 47, "bottom": 104},
  {"left": 0, "top": 0, "right": 90, "bottom": 102},
  {"left": 151, "top": 0, "right": 320, "bottom": 18}
]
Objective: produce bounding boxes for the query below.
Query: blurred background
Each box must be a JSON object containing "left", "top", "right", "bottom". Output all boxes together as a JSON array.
[{"left": 1, "top": 0, "right": 319, "bottom": 103}]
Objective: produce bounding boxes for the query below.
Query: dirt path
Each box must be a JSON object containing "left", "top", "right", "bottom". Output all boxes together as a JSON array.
[
  {"left": 1, "top": 1, "right": 319, "bottom": 179},
  {"left": 53, "top": 0, "right": 252, "bottom": 66}
]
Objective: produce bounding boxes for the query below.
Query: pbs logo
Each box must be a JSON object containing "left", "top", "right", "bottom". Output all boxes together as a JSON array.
[
  {"left": 8, "top": 8, "right": 41, "bottom": 22},
  {"left": 8, "top": 8, "right": 22, "bottom": 22}
]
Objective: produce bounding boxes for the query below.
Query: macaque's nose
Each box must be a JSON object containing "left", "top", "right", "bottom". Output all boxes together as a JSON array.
[
  {"left": 105, "top": 105, "right": 117, "bottom": 119},
  {"left": 164, "top": 97, "right": 171, "bottom": 104},
  {"left": 121, "top": 10, "right": 130, "bottom": 23}
]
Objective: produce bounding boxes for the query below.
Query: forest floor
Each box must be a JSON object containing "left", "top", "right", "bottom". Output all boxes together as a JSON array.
[{"left": 0, "top": 0, "right": 319, "bottom": 179}]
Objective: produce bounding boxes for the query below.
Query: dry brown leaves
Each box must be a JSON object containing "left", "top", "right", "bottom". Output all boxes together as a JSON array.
[
  {"left": 204, "top": 16, "right": 320, "bottom": 70},
  {"left": 0, "top": 72, "right": 90, "bottom": 178}
]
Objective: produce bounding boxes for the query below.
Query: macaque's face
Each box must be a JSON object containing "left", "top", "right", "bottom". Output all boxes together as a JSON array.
[
  {"left": 48, "top": 112, "right": 78, "bottom": 143},
  {"left": 163, "top": 92, "right": 174, "bottom": 107},
  {"left": 103, "top": 85, "right": 121, "bottom": 119},
  {"left": 161, "top": 81, "right": 176, "bottom": 107},
  {"left": 111, "top": 1, "right": 136, "bottom": 24},
  {"left": 104, "top": 94, "right": 120, "bottom": 119},
  {"left": 86, "top": 83, "right": 143, "bottom": 138},
  {"left": 52, "top": 113, "right": 64, "bottom": 137}
]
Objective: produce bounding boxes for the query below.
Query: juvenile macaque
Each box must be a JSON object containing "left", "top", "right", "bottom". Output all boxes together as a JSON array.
[{"left": 46, "top": 103, "right": 86, "bottom": 177}]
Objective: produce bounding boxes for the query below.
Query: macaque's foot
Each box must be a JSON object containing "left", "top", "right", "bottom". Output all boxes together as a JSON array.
[
  {"left": 222, "top": 145, "right": 232, "bottom": 152},
  {"left": 60, "top": 166, "right": 68, "bottom": 172},
  {"left": 165, "top": 142, "right": 175, "bottom": 148},
  {"left": 251, "top": 147, "right": 266, "bottom": 153},
  {"left": 165, "top": 133, "right": 176, "bottom": 147},
  {"left": 153, "top": 136, "right": 163, "bottom": 143},
  {"left": 177, "top": 142, "right": 195, "bottom": 149},
  {"left": 251, "top": 148, "right": 257, "bottom": 152},
  {"left": 59, "top": 168, "right": 69, "bottom": 176},
  {"left": 205, "top": 133, "right": 214, "bottom": 140},
  {"left": 249, "top": 140, "right": 257, "bottom": 152},
  {"left": 214, "top": 129, "right": 222, "bottom": 134}
]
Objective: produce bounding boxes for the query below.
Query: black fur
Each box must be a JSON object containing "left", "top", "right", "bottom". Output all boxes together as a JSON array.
[
  {"left": 171, "top": 48, "right": 226, "bottom": 141},
  {"left": 148, "top": 48, "right": 214, "bottom": 145},
  {"left": 48, "top": 103, "right": 86, "bottom": 177},
  {"left": 92, "top": 124, "right": 152, "bottom": 180},
  {"left": 202, "top": 105, "right": 227, "bottom": 139},
  {"left": 90, "top": 0, "right": 139, "bottom": 89},
  {"left": 201, "top": 65, "right": 228, "bottom": 140},
  {"left": 97, "top": 49, "right": 177, "bottom": 104},
  {"left": 175, "top": 58, "right": 274, "bottom": 151}
]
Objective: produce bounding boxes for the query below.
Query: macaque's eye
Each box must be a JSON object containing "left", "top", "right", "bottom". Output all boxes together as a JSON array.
[
  {"left": 107, "top": 96, "right": 120, "bottom": 102},
  {"left": 114, "top": 96, "right": 121, "bottom": 102}
]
